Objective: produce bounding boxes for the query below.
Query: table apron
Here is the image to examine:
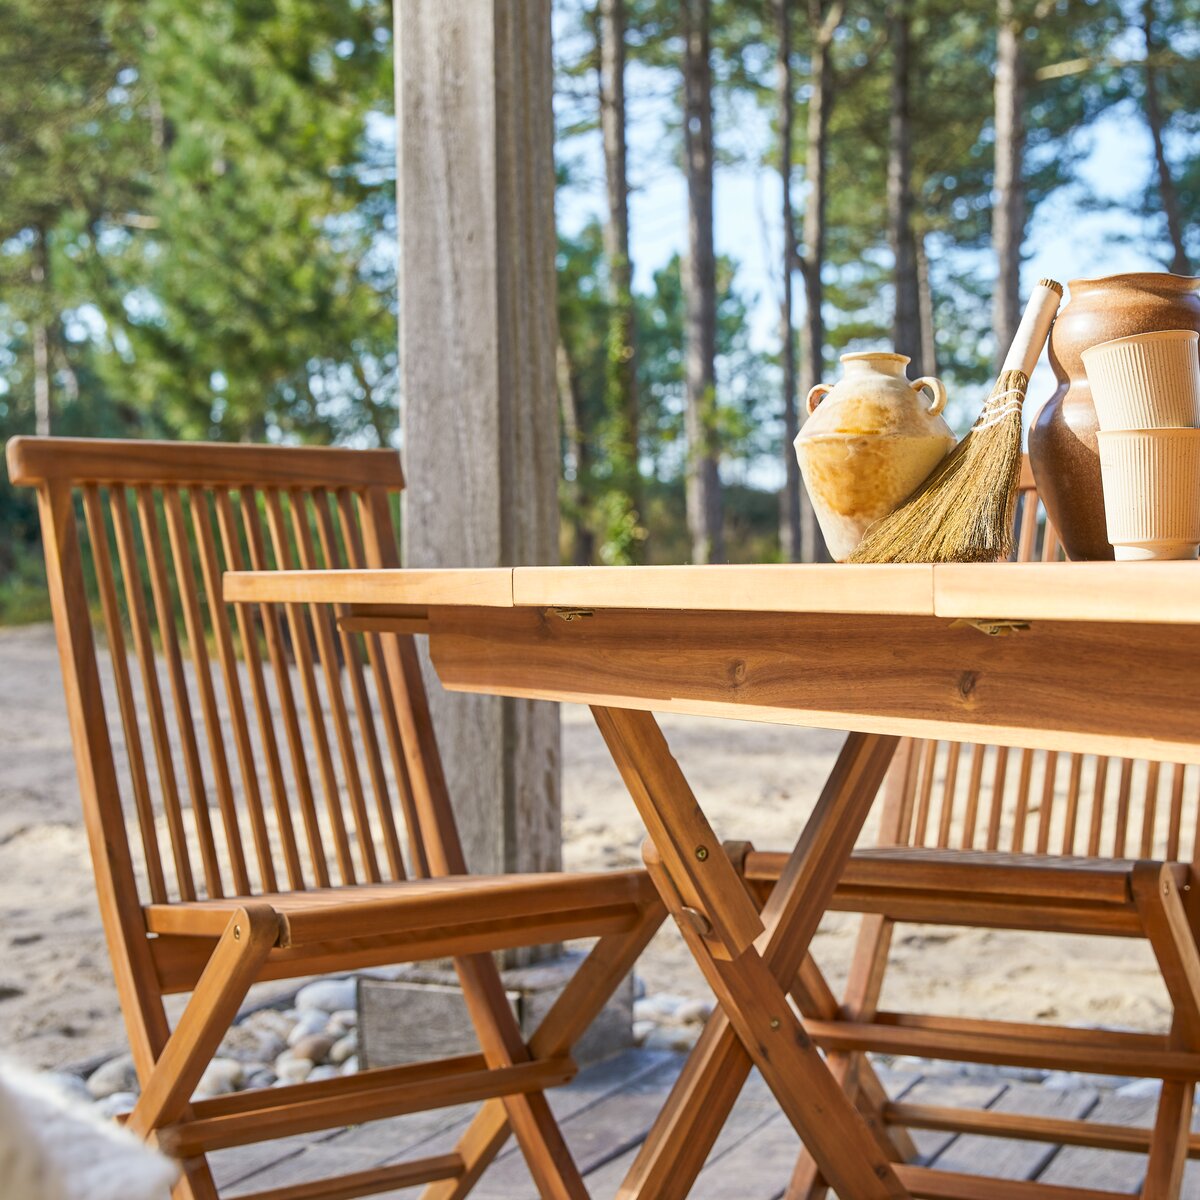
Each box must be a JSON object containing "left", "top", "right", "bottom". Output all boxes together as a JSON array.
[{"left": 419, "top": 604, "right": 1200, "bottom": 765}]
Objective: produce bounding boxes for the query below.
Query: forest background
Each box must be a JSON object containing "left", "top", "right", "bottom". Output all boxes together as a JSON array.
[{"left": 0, "top": 0, "right": 1197, "bottom": 618}]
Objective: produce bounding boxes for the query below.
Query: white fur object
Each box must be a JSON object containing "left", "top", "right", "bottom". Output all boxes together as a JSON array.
[{"left": 0, "top": 1060, "right": 178, "bottom": 1200}]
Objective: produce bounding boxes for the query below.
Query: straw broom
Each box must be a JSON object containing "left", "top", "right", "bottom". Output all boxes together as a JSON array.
[{"left": 848, "top": 278, "right": 1064, "bottom": 564}]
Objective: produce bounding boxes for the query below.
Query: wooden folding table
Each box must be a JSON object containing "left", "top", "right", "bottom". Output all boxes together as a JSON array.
[{"left": 225, "top": 561, "right": 1200, "bottom": 1200}]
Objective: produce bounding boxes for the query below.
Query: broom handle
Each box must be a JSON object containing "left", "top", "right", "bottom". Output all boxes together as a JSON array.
[{"left": 1000, "top": 278, "right": 1064, "bottom": 381}]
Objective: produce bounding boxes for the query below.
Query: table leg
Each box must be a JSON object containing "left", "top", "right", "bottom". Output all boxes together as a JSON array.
[{"left": 592, "top": 707, "right": 907, "bottom": 1200}]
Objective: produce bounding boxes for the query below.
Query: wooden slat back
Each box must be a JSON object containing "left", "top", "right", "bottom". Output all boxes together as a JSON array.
[
  {"left": 7, "top": 436, "right": 449, "bottom": 906},
  {"left": 886, "top": 457, "right": 1199, "bottom": 866}
]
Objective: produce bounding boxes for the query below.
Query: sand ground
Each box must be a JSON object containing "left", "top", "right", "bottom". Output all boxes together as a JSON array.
[{"left": 0, "top": 623, "right": 1170, "bottom": 1072}]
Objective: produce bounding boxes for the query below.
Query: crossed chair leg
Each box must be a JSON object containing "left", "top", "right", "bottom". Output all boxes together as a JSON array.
[
  {"left": 120, "top": 897, "right": 665, "bottom": 1200},
  {"left": 776, "top": 859, "right": 1200, "bottom": 1200}
]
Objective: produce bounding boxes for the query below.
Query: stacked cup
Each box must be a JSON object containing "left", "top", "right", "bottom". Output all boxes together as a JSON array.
[{"left": 1082, "top": 329, "right": 1200, "bottom": 560}]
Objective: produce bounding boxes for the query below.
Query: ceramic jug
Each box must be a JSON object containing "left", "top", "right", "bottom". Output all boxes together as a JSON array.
[
  {"left": 1029, "top": 272, "right": 1200, "bottom": 561},
  {"left": 794, "top": 352, "right": 956, "bottom": 561}
]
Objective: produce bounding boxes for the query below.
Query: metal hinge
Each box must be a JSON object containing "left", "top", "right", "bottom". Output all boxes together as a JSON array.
[
  {"left": 552, "top": 608, "right": 595, "bottom": 622},
  {"left": 949, "top": 617, "right": 1031, "bottom": 638}
]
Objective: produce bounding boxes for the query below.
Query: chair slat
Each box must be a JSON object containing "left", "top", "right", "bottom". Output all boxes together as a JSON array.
[
  {"left": 912, "top": 741, "right": 938, "bottom": 847},
  {"left": 936, "top": 743, "right": 960, "bottom": 849},
  {"left": 163, "top": 488, "right": 251, "bottom": 896},
  {"left": 986, "top": 747, "right": 1009, "bottom": 852},
  {"left": 110, "top": 488, "right": 195, "bottom": 901},
  {"left": 1140, "top": 760, "right": 1161, "bottom": 858},
  {"left": 1060, "top": 753, "right": 1084, "bottom": 856},
  {"left": 137, "top": 487, "right": 224, "bottom": 898},
  {"left": 1087, "top": 756, "right": 1110, "bottom": 857},
  {"left": 337, "top": 490, "right": 423, "bottom": 877},
  {"left": 1035, "top": 751, "right": 1059, "bottom": 855},
  {"left": 215, "top": 491, "right": 303, "bottom": 891},
  {"left": 961, "top": 745, "right": 986, "bottom": 849},
  {"left": 315, "top": 491, "right": 406, "bottom": 880},
  {"left": 1016, "top": 493, "right": 1038, "bottom": 563},
  {"left": 896, "top": 738, "right": 921, "bottom": 848},
  {"left": 240, "top": 488, "right": 330, "bottom": 888},
  {"left": 1113, "top": 759, "right": 1134, "bottom": 858},
  {"left": 1011, "top": 749, "right": 1035, "bottom": 853},
  {"left": 189, "top": 491, "right": 276, "bottom": 893},
  {"left": 289, "top": 490, "right": 380, "bottom": 884},
  {"left": 82, "top": 486, "right": 168, "bottom": 905},
  {"left": 262, "top": 488, "right": 356, "bottom": 886},
  {"left": 1167, "top": 763, "right": 1186, "bottom": 862}
]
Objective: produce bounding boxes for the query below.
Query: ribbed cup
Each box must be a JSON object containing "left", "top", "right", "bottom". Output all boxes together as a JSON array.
[
  {"left": 1097, "top": 429, "right": 1200, "bottom": 560},
  {"left": 1082, "top": 329, "right": 1200, "bottom": 431}
]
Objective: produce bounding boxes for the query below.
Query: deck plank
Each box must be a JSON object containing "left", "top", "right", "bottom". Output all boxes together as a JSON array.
[
  {"left": 1035, "top": 1092, "right": 1157, "bottom": 1192},
  {"left": 931, "top": 1080, "right": 1099, "bottom": 1180}
]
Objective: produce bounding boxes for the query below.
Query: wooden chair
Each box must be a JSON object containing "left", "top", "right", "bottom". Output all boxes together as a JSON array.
[
  {"left": 738, "top": 457, "right": 1200, "bottom": 1199},
  {"left": 7, "top": 436, "right": 664, "bottom": 1200}
]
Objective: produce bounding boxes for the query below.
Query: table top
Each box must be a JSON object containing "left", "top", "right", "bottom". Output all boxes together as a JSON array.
[{"left": 223, "top": 561, "right": 1200, "bottom": 624}]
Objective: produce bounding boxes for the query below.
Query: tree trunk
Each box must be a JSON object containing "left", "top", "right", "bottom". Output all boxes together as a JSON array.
[
  {"left": 917, "top": 232, "right": 938, "bottom": 376},
  {"left": 993, "top": 0, "right": 1026, "bottom": 366},
  {"left": 887, "top": 1, "right": 922, "bottom": 373},
  {"left": 598, "top": 0, "right": 643, "bottom": 554},
  {"left": 1141, "top": 0, "right": 1190, "bottom": 275},
  {"left": 31, "top": 227, "right": 51, "bottom": 437},
  {"left": 796, "top": 0, "right": 841, "bottom": 563},
  {"left": 776, "top": 0, "right": 802, "bottom": 562},
  {"left": 557, "top": 338, "right": 595, "bottom": 565},
  {"left": 682, "top": 0, "right": 723, "bottom": 563}
]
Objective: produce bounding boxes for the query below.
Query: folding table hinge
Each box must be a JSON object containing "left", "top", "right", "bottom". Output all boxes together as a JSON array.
[
  {"left": 552, "top": 608, "right": 595, "bottom": 622},
  {"left": 949, "top": 617, "right": 1031, "bottom": 638}
]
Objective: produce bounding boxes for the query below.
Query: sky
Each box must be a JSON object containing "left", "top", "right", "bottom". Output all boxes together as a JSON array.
[{"left": 553, "top": 35, "right": 1176, "bottom": 485}]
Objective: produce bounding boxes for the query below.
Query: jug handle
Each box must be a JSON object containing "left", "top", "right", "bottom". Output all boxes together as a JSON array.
[
  {"left": 912, "top": 376, "right": 947, "bottom": 416},
  {"left": 806, "top": 383, "right": 832, "bottom": 415}
]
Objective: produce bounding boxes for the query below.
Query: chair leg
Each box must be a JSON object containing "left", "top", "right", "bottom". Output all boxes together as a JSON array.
[
  {"left": 451, "top": 952, "right": 591, "bottom": 1200},
  {"left": 421, "top": 899, "right": 666, "bottom": 1200},
  {"left": 129, "top": 905, "right": 279, "bottom": 1139},
  {"left": 785, "top": 741, "right": 921, "bottom": 1200},
  {"left": 171, "top": 1157, "right": 221, "bottom": 1200},
  {"left": 1143, "top": 1077, "right": 1194, "bottom": 1199}
]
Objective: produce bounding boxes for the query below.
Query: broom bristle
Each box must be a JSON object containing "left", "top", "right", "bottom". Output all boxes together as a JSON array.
[{"left": 848, "top": 369, "right": 1028, "bottom": 564}]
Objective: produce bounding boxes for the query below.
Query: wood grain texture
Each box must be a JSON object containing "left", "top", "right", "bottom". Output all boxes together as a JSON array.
[
  {"left": 935, "top": 561, "right": 1200, "bottom": 625},
  {"left": 225, "top": 561, "right": 1200, "bottom": 624},
  {"left": 395, "top": 0, "right": 561, "bottom": 884},
  {"left": 513, "top": 563, "right": 934, "bottom": 613},
  {"left": 429, "top": 605, "right": 1200, "bottom": 764},
  {"left": 224, "top": 569, "right": 514, "bottom": 609}
]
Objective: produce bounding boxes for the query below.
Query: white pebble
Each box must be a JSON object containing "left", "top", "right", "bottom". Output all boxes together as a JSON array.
[
  {"left": 86, "top": 1054, "right": 139, "bottom": 1100},
  {"left": 339, "top": 1055, "right": 359, "bottom": 1075},
  {"left": 192, "top": 1058, "right": 243, "bottom": 1099},
  {"left": 329, "top": 1008, "right": 358, "bottom": 1029},
  {"left": 295, "top": 978, "right": 358, "bottom": 1014},
  {"left": 674, "top": 999, "right": 714, "bottom": 1026},
  {"left": 307, "top": 1065, "right": 340, "bottom": 1083},
  {"left": 95, "top": 1090, "right": 138, "bottom": 1118},
  {"left": 329, "top": 1033, "right": 357, "bottom": 1065},
  {"left": 632, "top": 1020, "right": 655, "bottom": 1046},
  {"left": 244, "top": 1008, "right": 294, "bottom": 1039},
  {"left": 287, "top": 1011, "right": 330, "bottom": 1046},
  {"left": 274, "top": 1055, "right": 314, "bottom": 1085}
]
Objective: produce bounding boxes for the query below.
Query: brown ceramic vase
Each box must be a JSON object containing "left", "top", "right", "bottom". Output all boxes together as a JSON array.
[{"left": 1029, "top": 272, "right": 1200, "bottom": 561}]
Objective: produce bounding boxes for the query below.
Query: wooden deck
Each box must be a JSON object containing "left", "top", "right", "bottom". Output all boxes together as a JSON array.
[{"left": 210, "top": 1049, "right": 1200, "bottom": 1197}]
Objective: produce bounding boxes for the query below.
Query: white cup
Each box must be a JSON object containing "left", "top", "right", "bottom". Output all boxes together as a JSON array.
[
  {"left": 1097, "top": 428, "right": 1200, "bottom": 560},
  {"left": 1082, "top": 329, "right": 1200, "bottom": 432}
]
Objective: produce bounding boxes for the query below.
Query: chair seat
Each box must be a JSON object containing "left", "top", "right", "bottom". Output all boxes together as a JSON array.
[
  {"left": 145, "top": 868, "right": 656, "bottom": 947},
  {"left": 741, "top": 847, "right": 1190, "bottom": 936}
]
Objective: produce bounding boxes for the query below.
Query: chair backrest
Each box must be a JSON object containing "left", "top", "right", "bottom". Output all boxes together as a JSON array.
[
  {"left": 7, "top": 436, "right": 466, "bottom": 911},
  {"left": 881, "top": 455, "right": 1200, "bottom": 866}
]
